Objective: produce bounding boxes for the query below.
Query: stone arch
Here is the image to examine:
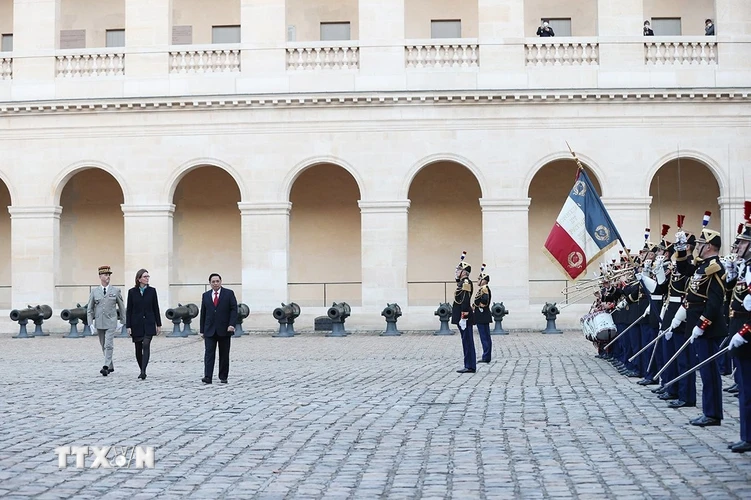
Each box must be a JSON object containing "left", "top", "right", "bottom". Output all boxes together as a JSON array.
[
  {"left": 524, "top": 151, "right": 607, "bottom": 199},
  {"left": 0, "top": 169, "right": 16, "bottom": 206},
  {"left": 645, "top": 150, "right": 726, "bottom": 198},
  {"left": 282, "top": 155, "right": 366, "bottom": 201},
  {"left": 401, "top": 153, "right": 487, "bottom": 200},
  {"left": 166, "top": 157, "right": 248, "bottom": 204},
  {"left": 53, "top": 160, "right": 130, "bottom": 206}
]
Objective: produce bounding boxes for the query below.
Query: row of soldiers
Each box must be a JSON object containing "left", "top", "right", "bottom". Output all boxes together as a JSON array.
[{"left": 597, "top": 206, "right": 751, "bottom": 453}]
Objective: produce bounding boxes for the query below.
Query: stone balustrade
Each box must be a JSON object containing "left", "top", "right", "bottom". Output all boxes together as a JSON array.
[
  {"left": 405, "top": 39, "right": 480, "bottom": 69},
  {"left": 525, "top": 38, "right": 599, "bottom": 66},
  {"left": 169, "top": 46, "right": 241, "bottom": 74},
  {"left": 286, "top": 42, "right": 360, "bottom": 71},
  {"left": 644, "top": 38, "right": 718, "bottom": 65},
  {"left": 55, "top": 50, "right": 125, "bottom": 78},
  {"left": 0, "top": 56, "right": 11, "bottom": 80}
]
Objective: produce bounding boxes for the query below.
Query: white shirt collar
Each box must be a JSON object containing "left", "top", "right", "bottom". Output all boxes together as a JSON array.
[{"left": 213, "top": 288, "right": 221, "bottom": 296}]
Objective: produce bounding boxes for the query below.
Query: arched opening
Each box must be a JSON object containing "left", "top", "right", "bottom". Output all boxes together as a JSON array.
[
  {"left": 0, "top": 179, "right": 10, "bottom": 309},
  {"left": 407, "top": 161, "right": 482, "bottom": 306},
  {"left": 649, "top": 158, "right": 721, "bottom": 243},
  {"left": 528, "top": 160, "right": 602, "bottom": 303},
  {"left": 288, "top": 163, "right": 361, "bottom": 306},
  {"left": 171, "top": 166, "right": 242, "bottom": 304},
  {"left": 58, "top": 168, "right": 125, "bottom": 306}
]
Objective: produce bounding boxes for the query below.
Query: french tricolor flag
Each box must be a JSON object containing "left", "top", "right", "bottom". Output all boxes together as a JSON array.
[{"left": 543, "top": 169, "right": 622, "bottom": 280}]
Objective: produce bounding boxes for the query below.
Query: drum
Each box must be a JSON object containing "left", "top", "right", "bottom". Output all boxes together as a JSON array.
[
  {"left": 580, "top": 313, "right": 597, "bottom": 342},
  {"left": 590, "top": 311, "right": 617, "bottom": 341}
]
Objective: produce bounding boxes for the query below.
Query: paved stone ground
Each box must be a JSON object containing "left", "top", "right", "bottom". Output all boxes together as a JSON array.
[{"left": 0, "top": 330, "right": 749, "bottom": 499}]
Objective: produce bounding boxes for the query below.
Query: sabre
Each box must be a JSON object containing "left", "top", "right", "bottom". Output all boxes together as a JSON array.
[
  {"left": 646, "top": 329, "right": 660, "bottom": 374},
  {"left": 628, "top": 329, "right": 666, "bottom": 363},
  {"left": 662, "top": 346, "right": 730, "bottom": 389},
  {"left": 604, "top": 315, "right": 642, "bottom": 350},
  {"left": 654, "top": 335, "right": 691, "bottom": 380}
]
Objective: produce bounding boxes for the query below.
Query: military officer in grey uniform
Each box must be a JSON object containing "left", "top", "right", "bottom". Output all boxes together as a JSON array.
[{"left": 87, "top": 265, "right": 126, "bottom": 377}]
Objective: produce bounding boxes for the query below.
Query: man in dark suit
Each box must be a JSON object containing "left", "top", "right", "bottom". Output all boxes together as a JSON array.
[{"left": 200, "top": 273, "right": 238, "bottom": 384}]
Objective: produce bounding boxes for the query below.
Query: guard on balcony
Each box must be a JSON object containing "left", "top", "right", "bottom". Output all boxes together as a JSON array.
[
  {"left": 453, "top": 252, "right": 475, "bottom": 374},
  {"left": 473, "top": 265, "right": 493, "bottom": 363}
]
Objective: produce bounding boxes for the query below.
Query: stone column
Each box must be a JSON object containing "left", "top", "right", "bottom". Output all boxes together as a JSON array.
[
  {"left": 124, "top": 0, "right": 172, "bottom": 87},
  {"left": 600, "top": 197, "right": 652, "bottom": 252},
  {"left": 359, "top": 201, "right": 410, "bottom": 309},
  {"left": 239, "top": 0, "right": 287, "bottom": 92},
  {"left": 716, "top": 0, "right": 751, "bottom": 84},
  {"left": 718, "top": 196, "right": 745, "bottom": 251},
  {"left": 477, "top": 0, "right": 525, "bottom": 88},
  {"left": 597, "top": 0, "right": 644, "bottom": 86},
  {"left": 479, "top": 198, "right": 530, "bottom": 306},
  {"left": 358, "top": 0, "right": 405, "bottom": 90},
  {"left": 9, "top": 206, "right": 61, "bottom": 308},
  {"left": 238, "top": 202, "right": 291, "bottom": 314},
  {"left": 11, "top": 0, "right": 60, "bottom": 91},
  {"left": 121, "top": 204, "right": 174, "bottom": 312}
]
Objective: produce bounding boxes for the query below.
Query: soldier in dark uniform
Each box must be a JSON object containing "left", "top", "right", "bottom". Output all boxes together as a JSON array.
[
  {"left": 726, "top": 203, "right": 751, "bottom": 452},
  {"left": 474, "top": 265, "right": 493, "bottom": 364},
  {"left": 453, "top": 252, "right": 476, "bottom": 373},
  {"left": 684, "top": 228, "right": 727, "bottom": 427}
]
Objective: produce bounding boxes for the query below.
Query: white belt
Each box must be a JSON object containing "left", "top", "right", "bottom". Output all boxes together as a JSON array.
[
  {"left": 669, "top": 296, "right": 682, "bottom": 303},
  {"left": 650, "top": 295, "right": 663, "bottom": 300}
]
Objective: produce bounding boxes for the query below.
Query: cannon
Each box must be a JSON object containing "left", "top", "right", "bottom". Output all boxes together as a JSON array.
[
  {"left": 490, "top": 302, "right": 510, "bottom": 335},
  {"left": 10, "top": 305, "right": 52, "bottom": 338},
  {"left": 541, "top": 302, "right": 562, "bottom": 334},
  {"left": 380, "top": 303, "right": 402, "bottom": 336},
  {"left": 165, "top": 303, "right": 199, "bottom": 337},
  {"left": 235, "top": 303, "right": 251, "bottom": 337},
  {"left": 433, "top": 302, "right": 454, "bottom": 336},
  {"left": 61, "top": 304, "right": 92, "bottom": 338},
  {"left": 326, "top": 302, "right": 351, "bottom": 337},
  {"left": 272, "top": 302, "right": 301, "bottom": 338}
]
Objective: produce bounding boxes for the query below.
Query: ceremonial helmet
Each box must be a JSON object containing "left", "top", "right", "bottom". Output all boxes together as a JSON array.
[
  {"left": 696, "top": 210, "right": 721, "bottom": 248},
  {"left": 658, "top": 224, "right": 674, "bottom": 254},
  {"left": 477, "top": 263, "right": 490, "bottom": 283},
  {"left": 737, "top": 201, "right": 751, "bottom": 242},
  {"left": 642, "top": 228, "right": 657, "bottom": 252},
  {"left": 456, "top": 251, "right": 472, "bottom": 274}
]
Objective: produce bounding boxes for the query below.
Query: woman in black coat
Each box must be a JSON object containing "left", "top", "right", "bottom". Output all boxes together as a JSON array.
[{"left": 126, "top": 269, "right": 162, "bottom": 380}]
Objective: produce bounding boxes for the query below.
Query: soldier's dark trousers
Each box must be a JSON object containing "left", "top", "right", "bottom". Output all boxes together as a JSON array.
[
  {"left": 661, "top": 333, "right": 678, "bottom": 396},
  {"left": 459, "top": 324, "right": 476, "bottom": 371},
  {"left": 615, "top": 323, "right": 628, "bottom": 364},
  {"left": 674, "top": 330, "right": 696, "bottom": 405},
  {"left": 696, "top": 336, "right": 723, "bottom": 420},
  {"left": 736, "top": 356, "right": 751, "bottom": 441},
  {"left": 476, "top": 323, "right": 491, "bottom": 362},
  {"left": 629, "top": 326, "right": 642, "bottom": 373}
]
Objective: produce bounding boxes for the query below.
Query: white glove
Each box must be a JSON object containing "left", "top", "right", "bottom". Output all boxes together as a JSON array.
[
  {"left": 674, "top": 230, "right": 687, "bottom": 251},
  {"left": 670, "top": 317, "right": 682, "bottom": 330},
  {"left": 690, "top": 326, "right": 704, "bottom": 343},
  {"left": 641, "top": 304, "right": 651, "bottom": 318},
  {"left": 744, "top": 294, "right": 751, "bottom": 312},
  {"left": 643, "top": 260, "right": 652, "bottom": 271},
  {"left": 746, "top": 265, "right": 751, "bottom": 286},
  {"left": 655, "top": 263, "right": 667, "bottom": 285},
  {"left": 664, "top": 329, "right": 673, "bottom": 341},
  {"left": 635, "top": 272, "right": 643, "bottom": 282},
  {"left": 729, "top": 333, "right": 749, "bottom": 350},
  {"left": 724, "top": 259, "right": 739, "bottom": 281},
  {"left": 459, "top": 318, "right": 467, "bottom": 329}
]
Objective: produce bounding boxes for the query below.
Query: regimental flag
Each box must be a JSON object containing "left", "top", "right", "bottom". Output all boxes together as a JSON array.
[{"left": 543, "top": 169, "right": 622, "bottom": 280}]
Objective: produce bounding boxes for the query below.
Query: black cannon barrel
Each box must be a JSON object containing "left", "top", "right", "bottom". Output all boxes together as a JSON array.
[
  {"left": 327, "top": 302, "right": 351, "bottom": 321},
  {"left": 61, "top": 307, "right": 87, "bottom": 322},
  {"left": 382, "top": 303, "right": 402, "bottom": 319},
  {"left": 434, "top": 302, "right": 451, "bottom": 318},
  {"left": 10, "top": 307, "right": 41, "bottom": 322},
  {"left": 237, "top": 303, "right": 250, "bottom": 321},
  {"left": 274, "top": 302, "right": 300, "bottom": 321},
  {"left": 165, "top": 303, "right": 199, "bottom": 321}
]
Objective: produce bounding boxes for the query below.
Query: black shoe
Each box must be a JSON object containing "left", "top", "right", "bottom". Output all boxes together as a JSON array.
[
  {"left": 731, "top": 442, "right": 751, "bottom": 453},
  {"left": 456, "top": 368, "right": 476, "bottom": 373},
  {"left": 108, "top": 367, "right": 114, "bottom": 373},
  {"left": 723, "top": 383, "right": 737, "bottom": 392},
  {"left": 637, "top": 378, "right": 658, "bottom": 386},
  {"left": 138, "top": 373, "right": 146, "bottom": 380},
  {"left": 201, "top": 377, "right": 212, "bottom": 384},
  {"left": 220, "top": 379, "right": 228, "bottom": 384},
  {"left": 728, "top": 440, "right": 744, "bottom": 449},
  {"left": 658, "top": 392, "right": 678, "bottom": 400},
  {"left": 626, "top": 370, "right": 642, "bottom": 378},
  {"left": 100, "top": 366, "right": 109, "bottom": 377},
  {"left": 651, "top": 386, "right": 666, "bottom": 394},
  {"left": 668, "top": 400, "right": 695, "bottom": 408},
  {"left": 728, "top": 386, "right": 740, "bottom": 394},
  {"left": 690, "top": 416, "right": 721, "bottom": 427},
  {"left": 477, "top": 359, "right": 490, "bottom": 364}
]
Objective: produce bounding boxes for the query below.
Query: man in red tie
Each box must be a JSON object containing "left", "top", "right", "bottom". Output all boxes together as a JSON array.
[{"left": 199, "top": 273, "right": 238, "bottom": 384}]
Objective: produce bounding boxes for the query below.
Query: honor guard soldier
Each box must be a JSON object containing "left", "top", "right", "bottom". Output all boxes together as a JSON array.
[
  {"left": 684, "top": 222, "right": 727, "bottom": 427},
  {"left": 726, "top": 202, "right": 751, "bottom": 452},
  {"left": 474, "top": 265, "right": 492, "bottom": 363},
  {"left": 453, "top": 252, "right": 476, "bottom": 373}
]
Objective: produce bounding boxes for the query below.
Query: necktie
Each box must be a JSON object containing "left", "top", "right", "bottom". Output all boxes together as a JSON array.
[
  {"left": 213, "top": 291, "right": 219, "bottom": 307},
  {"left": 103, "top": 287, "right": 107, "bottom": 296}
]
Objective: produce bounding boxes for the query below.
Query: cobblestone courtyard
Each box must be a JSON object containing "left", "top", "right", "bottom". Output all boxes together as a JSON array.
[{"left": 0, "top": 331, "right": 749, "bottom": 499}]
